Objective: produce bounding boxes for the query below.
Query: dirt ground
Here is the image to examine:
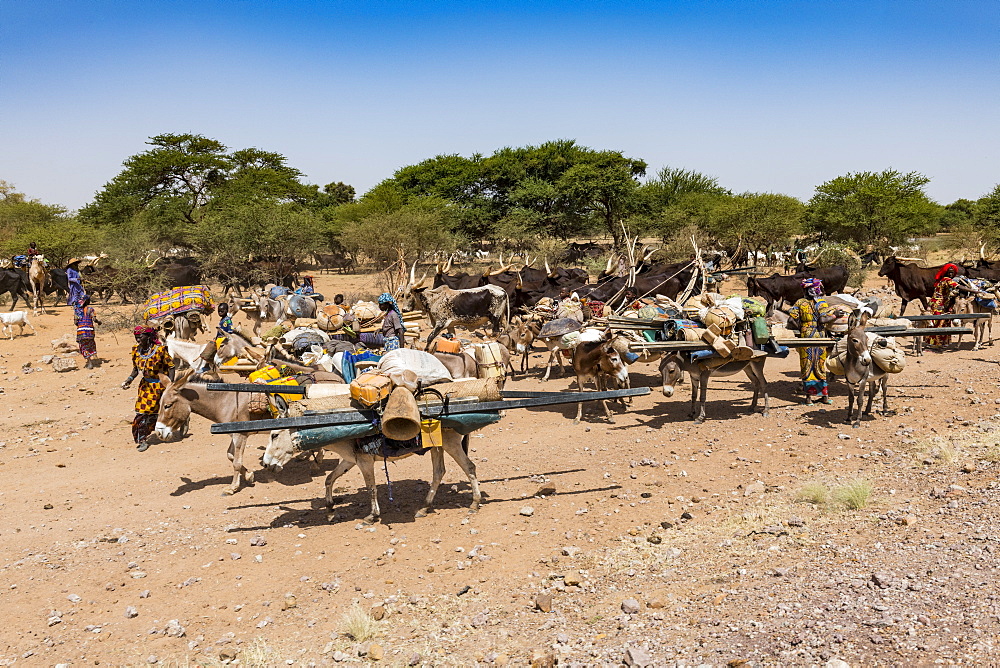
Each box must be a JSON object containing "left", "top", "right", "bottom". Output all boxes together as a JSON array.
[{"left": 2, "top": 269, "right": 1000, "bottom": 667}]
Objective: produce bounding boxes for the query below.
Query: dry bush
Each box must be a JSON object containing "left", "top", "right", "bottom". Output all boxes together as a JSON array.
[
  {"left": 795, "top": 481, "right": 831, "bottom": 506},
  {"left": 339, "top": 602, "right": 380, "bottom": 642},
  {"left": 832, "top": 479, "right": 873, "bottom": 510},
  {"left": 237, "top": 637, "right": 278, "bottom": 668}
]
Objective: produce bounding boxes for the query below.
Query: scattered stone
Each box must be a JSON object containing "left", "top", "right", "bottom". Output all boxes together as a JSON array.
[
  {"left": 125, "top": 605, "right": 138, "bottom": 618},
  {"left": 563, "top": 573, "right": 582, "bottom": 586},
  {"left": 332, "top": 651, "right": 350, "bottom": 662},
  {"left": 165, "top": 619, "right": 186, "bottom": 637},
  {"left": 370, "top": 604, "right": 385, "bottom": 620},
  {"left": 624, "top": 646, "right": 654, "bottom": 667},
  {"left": 534, "top": 483, "right": 556, "bottom": 497},
  {"left": 838, "top": 433, "right": 851, "bottom": 440},
  {"left": 471, "top": 611, "right": 488, "bottom": 627},
  {"left": 146, "top": 656, "right": 158, "bottom": 665},
  {"left": 961, "top": 464, "right": 976, "bottom": 473},
  {"left": 871, "top": 572, "right": 891, "bottom": 589},
  {"left": 647, "top": 592, "right": 668, "bottom": 609},
  {"left": 534, "top": 593, "right": 553, "bottom": 613},
  {"left": 43, "top": 503, "right": 53, "bottom": 510},
  {"left": 47, "top": 616, "right": 61, "bottom": 627},
  {"left": 773, "top": 567, "right": 791, "bottom": 577},
  {"left": 621, "top": 598, "right": 641, "bottom": 614},
  {"left": 529, "top": 649, "right": 555, "bottom": 667},
  {"left": 67, "top": 594, "right": 81, "bottom": 603},
  {"left": 219, "top": 649, "right": 237, "bottom": 663},
  {"left": 407, "top": 653, "right": 422, "bottom": 666},
  {"left": 895, "top": 515, "right": 917, "bottom": 526},
  {"left": 787, "top": 516, "right": 805, "bottom": 528},
  {"left": 367, "top": 643, "right": 384, "bottom": 661},
  {"left": 646, "top": 534, "right": 662, "bottom": 545},
  {"left": 660, "top": 521, "right": 674, "bottom": 530},
  {"left": 680, "top": 512, "right": 694, "bottom": 520},
  {"left": 825, "top": 660, "right": 850, "bottom": 668},
  {"left": 743, "top": 481, "right": 765, "bottom": 496},
  {"left": 519, "top": 506, "right": 535, "bottom": 517},
  {"left": 51, "top": 356, "right": 79, "bottom": 373},
  {"left": 282, "top": 594, "right": 296, "bottom": 610},
  {"left": 250, "top": 536, "right": 267, "bottom": 546},
  {"left": 560, "top": 546, "right": 581, "bottom": 557}
]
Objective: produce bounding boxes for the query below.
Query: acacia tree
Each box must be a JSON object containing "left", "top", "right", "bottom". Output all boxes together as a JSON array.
[
  {"left": 79, "top": 134, "right": 337, "bottom": 247},
  {"left": 807, "top": 170, "right": 940, "bottom": 245},
  {"left": 709, "top": 193, "right": 804, "bottom": 254}
]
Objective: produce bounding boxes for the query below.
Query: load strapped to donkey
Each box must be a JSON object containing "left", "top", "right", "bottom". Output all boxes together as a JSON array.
[{"left": 141, "top": 284, "right": 215, "bottom": 338}]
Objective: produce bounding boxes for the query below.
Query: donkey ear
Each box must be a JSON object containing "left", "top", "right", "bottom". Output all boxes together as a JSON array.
[
  {"left": 158, "top": 372, "right": 172, "bottom": 386},
  {"left": 859, "top": 311, "right": 870, "bottom": 326}
]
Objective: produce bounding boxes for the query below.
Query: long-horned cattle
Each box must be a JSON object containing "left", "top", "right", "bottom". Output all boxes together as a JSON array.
[{"left": 407, "top": 265, "right": 510, "bottom": 349}]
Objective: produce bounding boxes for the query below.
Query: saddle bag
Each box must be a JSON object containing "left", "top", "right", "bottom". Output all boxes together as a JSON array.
[
  {"left": 350, "top": 371, "right": 393, "bottom": 407},
  {"left": 751, "top": 317, "right": 771, "bottom": 345}
]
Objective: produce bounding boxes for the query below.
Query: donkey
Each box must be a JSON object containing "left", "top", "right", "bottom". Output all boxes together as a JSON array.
[
  {"left": 841, "top": 315, "right": 889, "bottom": 427},
  {"left": 955, "top": 284, "right": 997, "bottom": 350},
  {"left": 263, "top": 427, "right": 481, "bottom": 524},
  {"left": 154, "top": 369, "right": 274, "bottom": 495},
  {"left": 571, "top": 330, "right": 630, "bottom": 424},
  {"left": 498, "top": 315, "right": 539, "bottom": 375},
  {"left": 659, "top": 351, "right": 769, "bottom": 423}
]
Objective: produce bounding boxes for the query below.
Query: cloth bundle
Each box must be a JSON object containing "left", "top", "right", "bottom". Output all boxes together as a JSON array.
[
  {"left": 826, "top": 333, "right": 906, "bottom": 375},
  {"left": 141, "top": 285, "right": 214, "bottom": 321}
]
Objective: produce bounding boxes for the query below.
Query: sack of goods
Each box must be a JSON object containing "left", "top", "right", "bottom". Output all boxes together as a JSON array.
[
  {"left": 351, "top": 301, "right": 381, "bottom": 325},
  {"left": 702, "top": 306, "right": 739, "bottom": 336},
  {"left": 826, "top": 333, "right": 906, "bottom": 376}
]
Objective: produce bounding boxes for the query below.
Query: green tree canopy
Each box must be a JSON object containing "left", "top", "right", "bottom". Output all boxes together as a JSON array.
[
  {"left": 378, "top": 140, "right": 646, "bottom": 244},
  {"left": 79, "top": 133, "right": 348, "bottom": 247},
  {"left": 709, "top": 192, "right": 804, "bottom": 252},
  {"left": 807, "top": 170, "right": 940, "bottom": 245}
]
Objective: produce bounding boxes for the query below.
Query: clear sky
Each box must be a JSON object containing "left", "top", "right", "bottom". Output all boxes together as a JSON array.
[{"left": 2, "top": 0, "right": 997, "bottom": 211}]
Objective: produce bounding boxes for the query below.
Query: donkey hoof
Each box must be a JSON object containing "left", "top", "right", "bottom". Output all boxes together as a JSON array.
[
  {"left": 468, "top": 506, "right": 479, "bottom": 514},
  {"left": 414, "top": 508, "right": 429, "bottom": 519},
  {"left": 361, "top": 515, "right": 377, "bottom": 526},
  {"left": 222, "top": 488, "right": 236, "bottom": 497}
]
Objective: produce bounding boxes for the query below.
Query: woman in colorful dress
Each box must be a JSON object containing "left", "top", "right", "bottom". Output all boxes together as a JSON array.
[
  {"left": 121, "top": 326, "right": 172, "bottom": 451},
  {"left": 378, "top": 292, "right": 405, "bottom": 351},
  {"left": 788, "top": 278, "right": 836, "bottom": 405},
  {"left": 74, "top": 296, "right": 100, "bottom": 369},
  {"left": 927, "top": 263, "right": 961, "bottom": 348}
]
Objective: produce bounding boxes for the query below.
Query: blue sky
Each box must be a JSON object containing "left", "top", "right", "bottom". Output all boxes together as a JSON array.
[{"left": 2, "top": 0, "right": 997, "bottom": 210}]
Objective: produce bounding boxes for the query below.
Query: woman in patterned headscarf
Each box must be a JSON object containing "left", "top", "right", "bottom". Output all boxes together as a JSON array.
[
  {"left": 378, "top": 292, "right": 405, "bottom": 351},
  {"left": 788, "top": 278, "right": 836, "bottom": 404},
  {"left": 121, "top": 326, "right": 173, "bottom": 450},
  {"left": 927, "top": 263, "right": 961, "bottom": 348}
]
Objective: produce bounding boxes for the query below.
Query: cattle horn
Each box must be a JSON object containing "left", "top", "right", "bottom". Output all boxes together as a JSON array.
[
  {"left": 981, "top": 243, "right": 987, "bottom": 260},
  {"left": 409, "top": 261, "right": 417, "bottom": 286},
  {"left": 491, "top": 264, "right": 511, "bottom": 276},
  {"left": 605, "top": 253, "right": 614, "bottom": 273},
  {"left": 444, "top": 254, "right": 454, "bottom": 273},
  {"left": 544, "top": 257, "right": 551, "bottom": 275},
  {"left": 381, "top": 386, "right": 421, "bottom": 441}
]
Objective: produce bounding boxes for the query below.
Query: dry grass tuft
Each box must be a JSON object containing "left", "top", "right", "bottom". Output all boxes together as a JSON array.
[
  {"left": 340, "top": 602, "right": 380, "bottom": 642},
  {"left": 795, "top": 481, "right": 830, "bottom": 506},
  {"left": 832, "top": 479, "right": 873, "bottom": 510},
  {"left": 238, "top": 637, "right": 277, "bottom": 668}
]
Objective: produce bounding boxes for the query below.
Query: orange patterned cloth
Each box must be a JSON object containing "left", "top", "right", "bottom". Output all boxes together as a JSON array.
[
  {"left": 141, "top": 285, "right": 214, "bottom": 321},
  {"left": 131, "top": 344, "right": 172, "bottom": 414}
]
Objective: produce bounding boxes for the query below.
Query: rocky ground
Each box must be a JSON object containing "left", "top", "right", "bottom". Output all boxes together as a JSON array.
[{"left": 1, "top": 271, "right": 999, "bottom": 667}]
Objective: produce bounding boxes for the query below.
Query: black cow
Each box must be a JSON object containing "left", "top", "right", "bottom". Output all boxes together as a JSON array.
[
  {"left": 878, "top": 257, "right": 966, "bottom": 315},
  {"left": 561, "top": 242, "right": 605, "bottom": 264},
  {"left": 747, "top": 266, "right": 849, "bottom": 311},
  {"left": 0, "top": 270, "right": 30, "bottom": 310}
]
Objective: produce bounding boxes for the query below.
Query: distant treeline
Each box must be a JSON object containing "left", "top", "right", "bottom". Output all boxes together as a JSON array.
[{"left": 2, "top": 134, "right": 999, "bottom": 270}]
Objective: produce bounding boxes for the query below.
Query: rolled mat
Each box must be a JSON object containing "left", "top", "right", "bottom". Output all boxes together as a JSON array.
[
  {"left": 292, "top": 423, "right": 378, "bottom": 450},
  {"left": 439, "top": 412, "right": 502, "bottom": 435}
]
